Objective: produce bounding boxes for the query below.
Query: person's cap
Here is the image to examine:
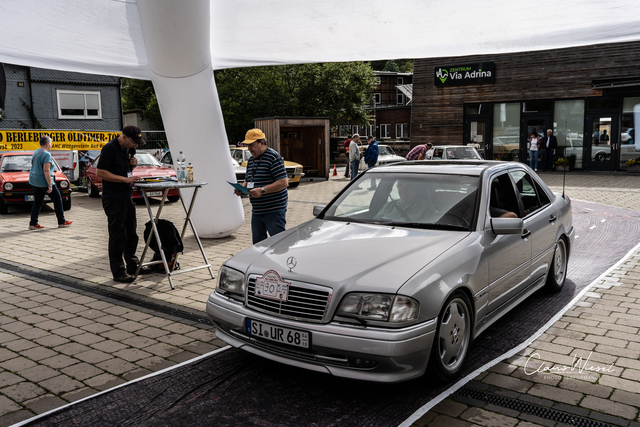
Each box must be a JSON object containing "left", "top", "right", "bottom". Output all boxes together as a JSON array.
[
  {"left": 122, "top": 126, "right": 146, "bottom": 145},
  {"left": 242, "top": 129, "right": 266, "bottom": 145}
]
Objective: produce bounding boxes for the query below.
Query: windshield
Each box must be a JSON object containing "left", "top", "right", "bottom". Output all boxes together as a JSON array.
[
  {"left": 322, "top": 172, "right": 479, "bottom": 230},
  {"left": 379, "top": 146, "right": 396, "bottom": 156},
  {"left": 1, "top": 154, "right": 60, "bottom": 172},
  {"left": 445, "top": 147, "right": 482, "bottom": 160},
  {"left": 135, "top": 153, "right": 161, "bottom": 167}
]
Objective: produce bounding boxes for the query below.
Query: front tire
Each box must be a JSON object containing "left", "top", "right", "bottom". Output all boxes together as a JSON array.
[
  {"left": 595, "top": 152, "right": 606, "bottom": 162},
  {"left": 510, "top": 149, "right": 519, "bottom": 161},
  {"left": 429, "top": 291, "right": 473, "bottom": 381},
  {"left": 62, "top": 196, "right": 71, "bottom": 211},
  {"left": 545, "top": 237, "right": 568, "bottom": 292},
  {"left": 87, "top": 179, "right": 100, "bottom": 198},
  {"left": 288, "top": 181, "right": 300, "bottom": 188},
  {"left": 168, "top": 195, "right": 180, "bottom": 203},
  {"left": 0, "top": 199, "right": 7, "bottom": 214}
]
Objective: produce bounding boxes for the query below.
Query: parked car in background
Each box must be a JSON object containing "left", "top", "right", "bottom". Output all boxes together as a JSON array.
[
  {"left": 160, "top": 150, "right": 246, "bottom": 183},
  {"left": 51, "top": 150, "right": 79, "bottom": 183},
  {"left": 206, "top": 160, "right": 573, "bottom": 383},
  {"left": 358, "top": 144, "right": 406, "bottom": 171},
  {"left": 85, "top": 152, "right": 180, "bottom": 203},
  {"left": 229, "top": 146, "right": 304, "bottom": 187},
  {"left": 0, "top": 152, "right": 71, "bottom": 214},
  {"left": 492, "top": 136, "right": 520, "bottom": 161},
  {"left": 431, "top": 145, "right": 483, "bottom": 160}
]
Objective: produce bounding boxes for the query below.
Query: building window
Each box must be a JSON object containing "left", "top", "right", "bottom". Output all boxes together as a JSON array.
[
  {"left": 554, "top": 99, "right": 585, "bottom": 168},
  {"left": 397, "top": 93, "right": 405, "bottom": 105},
  {"left": 397, "top": 77, "right": 404, "bottom": 85},
  {"left": 352, "top": 125, "right": 359, "bottom": 135},
  {"left": 380, "top": 124, "right": 390, "bottom": 139},
  {"left": 492, "top": 103, "right": 520, "bottom": 161},
  {"left": 374, "top": 93, "right": 381, "bottom": 104},
  {"left": 367, "top": 125, "right": 375, "bottom": 138},
  {"left": 396, "top": 123, "right": 408, "bottom": 138},
  {"left": 57, "top": 90, "right": 102, "bottom": 119}
]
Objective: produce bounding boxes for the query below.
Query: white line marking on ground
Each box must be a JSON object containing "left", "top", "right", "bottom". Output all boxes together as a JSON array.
[
  {"left": 12, "top": 346, "right": 232, "bottom": 427},
  {"left": 398, "top": 241, "right": 640, "bottom": 427},
  {"left": 589, "top": 225, "right": 597, "bottom": 229}
]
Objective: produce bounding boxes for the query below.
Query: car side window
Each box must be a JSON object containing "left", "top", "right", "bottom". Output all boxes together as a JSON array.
[
  {"left": 231, "top": 150, "right": 244, "bottom": 163},
  {"left": 489, "top": 174, "right": 520, "bottom": 218},
  {"left": 161, "top": 152, "right": 172, "bottom": 165},
  {"left": 433, "top": 149, "right": 444, "bottom": 159},
  {"left": 509, "top": 170, "right": 544, "bottom": 216}
]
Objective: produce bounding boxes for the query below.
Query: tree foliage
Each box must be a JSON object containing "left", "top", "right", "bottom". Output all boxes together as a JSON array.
[
  {"left": 121, "top": 78, "right": 164, "bottom": 129},
  {"left": 383, "top": 60, "right": 400, "bottom": 72},
  {"left": 214, "top": 62, "right": 377, "bottom": 144},
  {"left": 121, "top": 62, "right": 377, "bottom": 143},
  {"left": 371, "top": 59, "right": 413, "bottom": 73}
]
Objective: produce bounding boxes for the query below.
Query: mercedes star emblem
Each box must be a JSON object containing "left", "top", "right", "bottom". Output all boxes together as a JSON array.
[{"left": 286, "top": 256, "right": 297, "bottom": 271}]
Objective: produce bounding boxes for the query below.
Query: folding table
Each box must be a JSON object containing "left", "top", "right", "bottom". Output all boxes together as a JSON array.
[{"left": 133, "top": 180, "right": 214, "bottom": 289}]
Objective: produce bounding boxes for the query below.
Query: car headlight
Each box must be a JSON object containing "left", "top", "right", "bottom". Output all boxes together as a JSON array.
[
  {"left": 59, "top": 180, "right": 69, "bottom": 189},
  {"left": 295, "top": 167, "right": 302, "bottom": 174},
  {"left": 216, "top": 265, "right": 245, "bottom": 296},
  {"left": 336, "top": 293, "right": 419, "bottom": 323},
  {"left": 4, "top": 182, "right": 13, "bottom": 191}
]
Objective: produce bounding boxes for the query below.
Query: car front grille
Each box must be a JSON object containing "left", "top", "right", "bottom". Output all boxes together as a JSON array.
[{"left": 246, "top": 277, "right": 331, "bottom": 323}]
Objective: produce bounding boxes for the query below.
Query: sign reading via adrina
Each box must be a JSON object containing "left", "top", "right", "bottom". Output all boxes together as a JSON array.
[
  {"left": 0, "top": 129, "right": 117, "bottom": 151},
  {"left": 434, "top": 62, "right": 495, "bottom": 87}
]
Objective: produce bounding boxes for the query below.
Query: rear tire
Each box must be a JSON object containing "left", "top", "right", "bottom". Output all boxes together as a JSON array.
[
  {"left": 429, "top": 291, "right": 473, "bottom": 381},
  {"left": 595, "top": 152, "right": 606, "bottom": 162},
  {"left": 510, "top": 150, "right": 519, "bottom": 161},
  {"left": 87, "top": 179, "right": 100, "bottom": 198},
  {"left": 545, "top": 237, "right": 568, "bottom": 292},
  {"left": 134, "top": 198, "right": 146, "bottom": 205},
  {"left": 288, "top": 181, "right": 300, "bottom": 188},
  {"left": 168, "top": 195, "right": 180, "bottom": 203},
  {"left": 0, "top": 199, "right": 7, "bottom": 214}
]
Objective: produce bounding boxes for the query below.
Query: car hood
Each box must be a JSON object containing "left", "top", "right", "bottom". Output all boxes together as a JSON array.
[
  {"left": 0, "top": 171, "right": 67, "bottom": 183},
  {"left": 133, "top": 166, "right": 176, "bottom": 178},
  {"left": 237, "top": 219, "right": 468, "bottom": 294}
]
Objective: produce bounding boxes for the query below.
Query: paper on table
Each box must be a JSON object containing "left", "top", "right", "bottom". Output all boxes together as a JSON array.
[{"left": 228, "top": 181, "right": 249, "bottom": 195}]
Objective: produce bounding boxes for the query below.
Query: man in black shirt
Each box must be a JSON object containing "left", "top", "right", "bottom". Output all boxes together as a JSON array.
[{"left": 97, "top": 126, "right": 147, "bottom": 283}]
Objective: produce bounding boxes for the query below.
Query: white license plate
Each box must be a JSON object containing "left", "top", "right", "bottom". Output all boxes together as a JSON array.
[
  {"left": 246, "top": 319, "right": 310, "bottom": 349},
  {"left": 25, "top": 195, "right": 50, "bottom": 202},
  {"left": 146, "top": 191, "right": 163, "bottom": 197}
]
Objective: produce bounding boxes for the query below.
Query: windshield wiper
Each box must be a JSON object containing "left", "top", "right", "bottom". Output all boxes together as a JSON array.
[{"left": 386, "top": 222, "right": 469, "bottom": 231}]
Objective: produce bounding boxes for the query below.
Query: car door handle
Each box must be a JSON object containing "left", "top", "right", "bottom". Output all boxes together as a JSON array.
[
  {"left": 521, "top": 229, "right": 531, "bottom": 239},
  {"left": 549, "top": 215, "right": 556, "bottom": 222}
]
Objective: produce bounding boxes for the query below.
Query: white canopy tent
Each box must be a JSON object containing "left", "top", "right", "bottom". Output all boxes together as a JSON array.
[{"left": 2, "top": 0, "right": 640, "bottom": 236}]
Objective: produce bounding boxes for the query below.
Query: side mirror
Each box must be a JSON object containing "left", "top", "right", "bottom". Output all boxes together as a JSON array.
[
  {"left": 490, "top": 217, "right": 524, "bottom": 235},
  {"left": 312, "top": 205, "right": 325, "bottom": 217}
]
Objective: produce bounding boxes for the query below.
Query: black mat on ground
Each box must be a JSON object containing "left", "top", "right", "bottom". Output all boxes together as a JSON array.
[{"left": 22, "top": 201, "right": 640, "bottom": 427}]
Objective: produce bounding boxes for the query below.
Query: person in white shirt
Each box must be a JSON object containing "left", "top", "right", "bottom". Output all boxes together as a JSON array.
[
  {"left": 528, "top": 131, "right": 540, "bottom": 171},
  {"left": 349, "top": 134, "right": 361, "bottom": 180}
]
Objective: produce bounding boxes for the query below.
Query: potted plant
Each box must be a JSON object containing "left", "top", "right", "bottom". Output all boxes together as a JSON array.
[
  {"left": 626, "top": 157, "right": 640, "bottom": 173},
  {"left": 555, "top": 157, "right": 570, "bottom": 171}
]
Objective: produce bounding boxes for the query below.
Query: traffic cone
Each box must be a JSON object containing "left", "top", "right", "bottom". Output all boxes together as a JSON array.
[{"left": 332, "top": 164, "right": 337, "bottom": 176}]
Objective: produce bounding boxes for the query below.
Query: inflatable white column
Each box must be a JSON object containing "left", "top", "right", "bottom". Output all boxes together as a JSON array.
[{"left": 136, "top": 0, "right": 243, "bottom": 237}]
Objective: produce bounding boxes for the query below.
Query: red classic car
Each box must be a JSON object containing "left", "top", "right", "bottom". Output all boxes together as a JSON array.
[
  {"left": 85, "top": 152, "right": 180, "bottom": 203},
  {"left": 0, "top": 152, "right": 72, "bottom": 214}
]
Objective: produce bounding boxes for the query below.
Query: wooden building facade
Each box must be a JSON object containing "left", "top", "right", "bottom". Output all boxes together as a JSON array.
[
  {"left": 254, "top": 117, "right": 331, "bottom": 178},
  {"left": 411, "top": 41, "right": 640, "bottom": 171}
]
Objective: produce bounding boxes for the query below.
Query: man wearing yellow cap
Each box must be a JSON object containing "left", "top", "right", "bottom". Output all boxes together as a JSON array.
[{"left": 234, "top": 129, "right": 289, "bottom": 243}]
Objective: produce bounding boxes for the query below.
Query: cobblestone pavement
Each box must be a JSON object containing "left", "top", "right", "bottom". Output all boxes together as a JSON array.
[{"left": 0, "top": 169, "right": 639, "bottom": 426}]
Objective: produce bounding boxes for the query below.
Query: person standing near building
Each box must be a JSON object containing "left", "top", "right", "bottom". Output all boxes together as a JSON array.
[
  {"left": 349, "top": 134, "right": 361, "bottom": 180},
  {"left": 528, "top": 131, "right": 540, "bottom": 171},
  {"left": 96, "top": 126, "right": 147, "bottom": 283},
  {"left": 364, "top": 135, "right": 379, "bottom": 169},
  {"left": 28, "top": 135, "right": 73, "bottom": 230},
  {"left": 541, "top": 129, "right": 557, "bottom": 171},
  {"left": 343, "top": 134, "right": 352, "bottom": 178},
  {"left": 234, "top": 129, "right": 289, "bottom": 244}
]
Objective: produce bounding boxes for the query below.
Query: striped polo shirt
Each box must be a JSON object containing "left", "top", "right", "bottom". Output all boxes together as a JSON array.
[{"left": 246, "top": 147, "right": 288, "bottom": 214}]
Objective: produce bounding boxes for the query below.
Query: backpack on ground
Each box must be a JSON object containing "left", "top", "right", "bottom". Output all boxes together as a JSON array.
[{"left": 143, "top": 219, "right": 184, "bottom": 273}]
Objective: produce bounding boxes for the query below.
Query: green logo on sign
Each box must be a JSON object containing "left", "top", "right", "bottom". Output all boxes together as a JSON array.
[{"left": 436, "top": 68, "right": 449, "bottom": 83}]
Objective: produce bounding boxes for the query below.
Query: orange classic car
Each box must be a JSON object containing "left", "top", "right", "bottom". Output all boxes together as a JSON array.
[{"left": 0, "top": 152, "right": 71, "bottom": 214}]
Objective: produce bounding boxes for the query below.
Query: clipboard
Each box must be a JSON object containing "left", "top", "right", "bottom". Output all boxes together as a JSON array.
[{"left": 228, "top": 181, "right": 250, "bottom": 195}]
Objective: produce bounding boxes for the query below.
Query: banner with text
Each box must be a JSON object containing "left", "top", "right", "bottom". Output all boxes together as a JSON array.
[
  {"left": 434, "top": 62, "right": 495, "bottom": 87},
  {"left": 0, "top": 129, "right": 118, "bottom": 151}
]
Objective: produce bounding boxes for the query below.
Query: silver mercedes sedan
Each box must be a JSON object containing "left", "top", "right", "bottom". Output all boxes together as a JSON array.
[{"left": 206, "top": 161, "right": 574, "bottom": 383}]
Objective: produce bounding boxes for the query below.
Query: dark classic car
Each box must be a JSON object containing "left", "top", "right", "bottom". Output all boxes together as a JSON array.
[
  {"left": 0, "top": 152, "right": 71, "bottom": 214},
  {"left": 206, "top": 160, "right": 574, "bottom": 382}
]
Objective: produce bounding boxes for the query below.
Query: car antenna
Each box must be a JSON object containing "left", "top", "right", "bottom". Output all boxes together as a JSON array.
[{"left": 562, "top": 161, "right": 567, "bottom": 199}]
